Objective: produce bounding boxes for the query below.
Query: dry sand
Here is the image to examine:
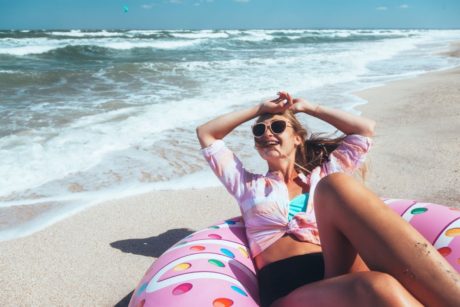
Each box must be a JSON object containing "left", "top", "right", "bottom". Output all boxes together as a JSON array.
[
  {"left": 1, "top": 48, "right": 459, "bottom": 306},
  {"left": 356, "top": 67, "right": 460, "bottom": 206},
  {"left": 0, "top": 188, "right": 239, "bottom": 306}
]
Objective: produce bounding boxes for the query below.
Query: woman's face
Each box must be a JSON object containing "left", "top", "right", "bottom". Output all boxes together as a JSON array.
[{"left": 253, "top": 115, "right": 301, "bottom": 162}]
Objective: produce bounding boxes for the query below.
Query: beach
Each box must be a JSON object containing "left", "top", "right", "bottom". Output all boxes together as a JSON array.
[
  {"left": 1, "top": 41, "right": 460, "bottom": 306},
  {"left": 356, "top": 65, "right": 460, "bottom": 206}
]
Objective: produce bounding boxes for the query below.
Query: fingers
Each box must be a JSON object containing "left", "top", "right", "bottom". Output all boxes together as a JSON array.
[
  {"left": 286, "top": 92, "right": 293, "bottom": 107},
  {"left": 277, "top": 91, "right": 293, "bottom": 108},
  {"left": 277, "top": 91, "right": 288, "bottom": 100},
  {"left": 270, "top": 96, "right": 283, "bottom": 103}
]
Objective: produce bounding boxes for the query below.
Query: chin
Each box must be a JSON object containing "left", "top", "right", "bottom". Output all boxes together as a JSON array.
[{"left": 259, "top": 149, "right": 283, "bottom": 160}]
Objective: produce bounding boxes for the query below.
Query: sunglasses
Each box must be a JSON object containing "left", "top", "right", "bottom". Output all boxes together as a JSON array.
[{"left": 251, "top": 120, "right": 291, "bottom": 138}]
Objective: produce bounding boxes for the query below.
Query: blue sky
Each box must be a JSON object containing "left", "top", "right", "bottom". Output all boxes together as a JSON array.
[{"left": 1, "top": 0, "right": 460, "bottom": 30}]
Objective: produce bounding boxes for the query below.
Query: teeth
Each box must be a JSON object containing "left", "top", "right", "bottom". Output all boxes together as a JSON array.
[{"left": 264, "top": 141, "right": 279, "bottom": 146}]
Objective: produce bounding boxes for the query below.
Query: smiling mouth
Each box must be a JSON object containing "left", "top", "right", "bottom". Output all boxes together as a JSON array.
[{"left": 258, "top": 140, "right": 280, "bottom": 148}]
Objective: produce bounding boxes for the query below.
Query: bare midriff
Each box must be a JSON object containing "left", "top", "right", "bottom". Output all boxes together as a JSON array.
[
  {"left": 254, "top": 233, "right": 322, "bottom": 270},
  {"left": 252, "top": 178, "right": 321, "bottom": 270}
]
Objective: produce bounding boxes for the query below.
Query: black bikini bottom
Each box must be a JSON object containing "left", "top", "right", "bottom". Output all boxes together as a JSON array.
[{"left": 257, "top": 252, "right": 325, "bottom": 307}]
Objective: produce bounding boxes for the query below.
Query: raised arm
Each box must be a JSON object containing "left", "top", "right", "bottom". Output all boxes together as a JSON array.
[
  {"left": 196, "top": 94, "right": 295, "bottom": 148},
  {"left": 283, "top": 92, "right": 376, "bottom": 137},
  {"left": 196, "top": 105, "right": 260, "bottom": 148}
]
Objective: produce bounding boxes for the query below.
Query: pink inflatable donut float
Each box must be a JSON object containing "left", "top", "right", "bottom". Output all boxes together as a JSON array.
[{"left": 129, "top": 199, "right": 460, "bottom": 307}]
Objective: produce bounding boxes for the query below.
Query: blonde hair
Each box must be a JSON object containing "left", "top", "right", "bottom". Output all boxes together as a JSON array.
[{"left": 255, "top": 110, "right": 367, "bottom": 179}]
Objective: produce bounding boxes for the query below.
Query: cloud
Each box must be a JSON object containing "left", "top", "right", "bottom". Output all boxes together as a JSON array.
[
  {"left": 194, "top": 0, "right": 214, "bottom": 5},
  {"left": 234, "top": 0, "right": 250, "bottom": 2},
  {"left": 376, "top": 6, "right": 388, "bottom": 11},
  {"left": 400, "top": 4, "right": 409, "bottom": 9},
  {"left": 141, "top": 4, "right": 155, "bottom": 9}
]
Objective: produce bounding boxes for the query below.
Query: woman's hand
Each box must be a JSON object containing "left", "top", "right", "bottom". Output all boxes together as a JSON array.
[
  {"left": 260, "top": 91, "right": 375, "bottom": 136},
  {"left": 273, "top": 91, "right": 317, "bottom": 114},
  {"left": 290, "top": 97, "right": 317, "bottom": 114},
  {"left": 258, "top": 92, "right": 294, "bottom": 114}
]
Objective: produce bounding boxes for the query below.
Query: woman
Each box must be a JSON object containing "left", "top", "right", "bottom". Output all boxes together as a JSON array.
[{"left": 196, "top": 91, "right": 460, "bottom": 307}]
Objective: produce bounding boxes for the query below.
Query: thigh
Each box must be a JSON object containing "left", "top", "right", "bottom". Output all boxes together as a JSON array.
[{"left": 272, "top": 271, "right": 422, "bottom": 307}]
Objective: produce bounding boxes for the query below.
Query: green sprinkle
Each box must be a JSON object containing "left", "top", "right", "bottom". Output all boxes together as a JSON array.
[{"left": 411, "top": 207, "right": 428, "bottom": 215}]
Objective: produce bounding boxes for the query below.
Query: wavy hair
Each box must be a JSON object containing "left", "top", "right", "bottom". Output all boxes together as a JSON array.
[{"left": 255, "top": 110, "right": 367, "bottom": 179}]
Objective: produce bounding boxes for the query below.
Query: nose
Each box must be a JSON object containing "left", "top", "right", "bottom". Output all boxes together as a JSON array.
[{"left": 264, "top": 127, "right": 273, "bottom": 136}]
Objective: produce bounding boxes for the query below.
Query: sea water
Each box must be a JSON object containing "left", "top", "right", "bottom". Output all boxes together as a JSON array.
[{"left": 1, "top": 29, "right": 460, "bottom": 240}]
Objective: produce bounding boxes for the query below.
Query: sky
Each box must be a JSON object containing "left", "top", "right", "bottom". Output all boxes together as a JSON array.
[{"left": 1, "top": 0, "right": 460, "bottom": 30}]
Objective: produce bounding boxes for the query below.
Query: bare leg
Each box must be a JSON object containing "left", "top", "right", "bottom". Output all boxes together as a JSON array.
[
  {"left": 313, "top": 173, "right": 460, "bottom": 306},
  {"left": 273, "top": 271, "right": 422, "bottom": 307}
]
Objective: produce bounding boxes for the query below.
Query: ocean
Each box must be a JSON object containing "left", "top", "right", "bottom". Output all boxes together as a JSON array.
[{"left": 1, "top": 29, "right": 460, "bottom": 241}]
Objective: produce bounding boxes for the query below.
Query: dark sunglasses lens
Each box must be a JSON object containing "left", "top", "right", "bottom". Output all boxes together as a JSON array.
[
  {"left": 252, "top": 124, "right": 266, "bottom": 137},
  {"left": 271, "top": 121, "right": 287, "bottom": 134}
]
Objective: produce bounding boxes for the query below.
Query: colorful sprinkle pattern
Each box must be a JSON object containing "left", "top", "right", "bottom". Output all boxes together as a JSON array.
[{"left": 129, "top": 201, "right": 460, "bottom": 307}]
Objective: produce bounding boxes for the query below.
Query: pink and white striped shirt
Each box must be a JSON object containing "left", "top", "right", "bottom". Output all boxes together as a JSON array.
[{"left": 201, "top": 134, "right": 372, "bottom": 258}]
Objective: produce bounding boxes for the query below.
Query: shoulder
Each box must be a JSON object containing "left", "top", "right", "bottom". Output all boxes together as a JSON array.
[
  {"left": 335, "top": 134, "right": 373, "bottom": 154},
  {"left": 342, "top": 134, "right": 372, "bottom": 146}
]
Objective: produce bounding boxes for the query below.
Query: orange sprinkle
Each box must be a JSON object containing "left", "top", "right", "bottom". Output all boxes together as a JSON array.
[
  {"left": 213, "top": 298, "right": 234, "bottom": 307},
  {"left": 445, "top": 228, "right": 460, "bottom": 237}
]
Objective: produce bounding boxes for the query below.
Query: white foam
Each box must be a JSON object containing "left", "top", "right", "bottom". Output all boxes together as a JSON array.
[
  {"left": 171, "top": 31, "right": 229, "bottom": 39},
  {"left": 48, "top": 30, "right": 121, "bottom": 37},
  {"left": 103, "top": 39, "right": 203, "bottom": 50},
  {"left": 0, "top": 44, "right": 58, "bottom": 56},
  {"left": 0, "top": 35, "right": 205, "bottom": 56},
  {"left": 234, "top": 30, "right": 273, "bottom": 41},
  {"left": 127, "top": 30, "right": 163, "bottom": 35}
]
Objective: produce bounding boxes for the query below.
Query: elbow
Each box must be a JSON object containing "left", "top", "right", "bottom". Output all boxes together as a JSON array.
[
  {"left": 196, "top": 124, "right": 214, "bottom": 148},
  {"left": 196, "top": 125, "right": 206, "bottom": 148},
  {"left": 196, "top": 124, "right": 213, "bottom": 140},
  {"left": 196, "top": 125, "right": 205, "bottom": 141},
  {"left": 364, "top": 120, "right": 376, "bottom": 137}
]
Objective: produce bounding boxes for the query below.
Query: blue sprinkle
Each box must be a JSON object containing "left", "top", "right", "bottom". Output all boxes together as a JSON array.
[
  {"left": 231, "top": 285, "right": 248, "bottom": 296},
  {"left": 225, "top": 220, "right": 236, "bottom": 225},
  {"left": 136, "top": 282, "right": 148, "bottom": 296},
  {"left": 220, "top": 248, "right": 235, "bottom": 258}
]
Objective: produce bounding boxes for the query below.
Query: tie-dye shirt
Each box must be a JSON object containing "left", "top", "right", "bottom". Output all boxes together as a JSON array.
[{"left": 201, "top": 134, "right": 372, "bottom": 258}]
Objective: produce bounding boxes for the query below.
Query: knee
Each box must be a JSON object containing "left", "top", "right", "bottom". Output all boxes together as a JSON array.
[
  {"left": 353, "top": 272, "right": 413, "bottom": 306},
  {"left": 314, "top": 173, "right": 356, "bottom": 209},
  {"left": 354, "top": 271, "right": 396, "bottom": 294},
  {"left": 315, "top": 173, "right": 355, "bottom": 195}
]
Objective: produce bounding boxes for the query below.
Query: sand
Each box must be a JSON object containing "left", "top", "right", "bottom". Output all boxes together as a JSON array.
[
  {"left": 1, "top": 46, "right": 459, "bottom": 306},
  {"left": 355, "top": 67, "right": 460, "bottom": 205}
]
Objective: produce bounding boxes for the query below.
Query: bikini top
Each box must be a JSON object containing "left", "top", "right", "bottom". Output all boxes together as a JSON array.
[
  {"left": 201, "top": 135, "right": 372, "bottom": 258},
  {"left": 288, "top": 193, "right": 309, "bottom": 221}
]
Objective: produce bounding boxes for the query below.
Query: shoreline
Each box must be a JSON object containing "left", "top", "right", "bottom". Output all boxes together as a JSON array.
[
  {"left": 1, "top": 48, "right": 460, "bottom": 305},
  {"left": 3, "top": 35, "right": 460, "bottom": 244}
]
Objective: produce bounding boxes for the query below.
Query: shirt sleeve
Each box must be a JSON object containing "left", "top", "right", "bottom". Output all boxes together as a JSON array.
[
  {"left": 201, "top": 140, "right": 250, "bottom": 202},
  {"left": 322, "top": 134, "right": 372, "bottom": 175}
]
